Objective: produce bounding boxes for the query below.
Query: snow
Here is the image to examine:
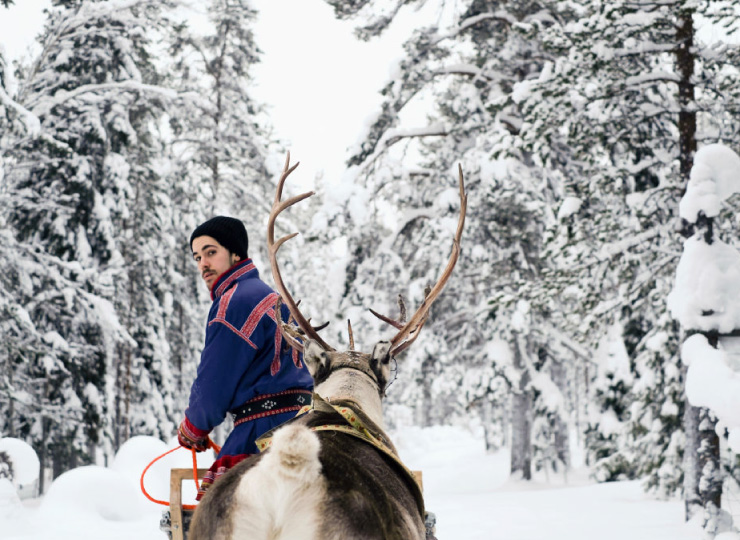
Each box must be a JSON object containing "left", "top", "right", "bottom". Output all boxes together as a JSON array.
[
  {"left": 680, "top": 144, "right": 740, "bottom": 221},
  {"left": 0, "top": 438, "right": 40, "bottom": 487},
  {"left": 682, "top": 334, "right": 740, "bottom": 453},
  {"left": 669, "top": 238, "right": 740, "bottom": 334},
  {"left": 39, "top": 466, "right": 146, "bottom": 522},
  {"left": 557, "top": 196, "right": 582, "bottom": 220},
  {"left": 1, "top": 426, "right": 707, "bottom": 540},
  {"left": 484, "top": 339, "right": 513, "bottom": 365},
  {"left": 0, "top": 478, "right": 23, "bottom": 522},
  {"left": 669, "top": 142, "right": 740, "bottom": 454},
  {"left": 595, "top": 323, "right": 632, "bottom": 381},
  {"left": 0, "top": 85, "right": 41, "bottom": 136}
]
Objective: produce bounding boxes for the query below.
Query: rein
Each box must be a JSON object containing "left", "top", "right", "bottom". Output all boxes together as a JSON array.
[{"left": 140, "top": 438, "right": 221, "bottom": 510}]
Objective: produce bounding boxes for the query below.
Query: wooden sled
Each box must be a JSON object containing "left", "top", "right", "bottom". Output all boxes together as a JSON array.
[{"left": 169, "top": 468, "right": 207, "bottom": 540}]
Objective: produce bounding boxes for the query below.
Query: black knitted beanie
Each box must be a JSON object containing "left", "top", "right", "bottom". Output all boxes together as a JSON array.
[{"left": 190, "top": 216, "right": 248, "bottom": 259}]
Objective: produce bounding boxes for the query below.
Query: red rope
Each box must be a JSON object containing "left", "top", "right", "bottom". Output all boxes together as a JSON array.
[{"left": 140, "top": 439, "right": 221, "bottom": 511}]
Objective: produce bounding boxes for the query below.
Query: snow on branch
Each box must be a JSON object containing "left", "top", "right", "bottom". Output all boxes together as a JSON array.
[
  {"left": 458, "top": 11, "right": 516, "bottom": 33},
  {"left": 538, "top": 321, "right": 593, "bottom": 362},
  {"left": 380, "top": 124, "right": 448, "bottom": 148},
  {"left": 596, "top": 228, "right": 661, "bottom": 260},
  {"left": 624, "top": 71, "right": 680, "bottom": 87},
  {"left": 679, "top": 143, "right": 740, "bottom": 222},
  {"left": 434, "top": 64, "right": 495, "bottom": 80},
  {"left": 614, "top": 42, "right": 677, "bottom": 57},
  {"left": 76, "top": 0, "right": 164, "bottom": 19},
  {"left": 668, "top": 236, "right": 740, "bottom": 333},
  {"left": 361, "top": 123, "right": 449, "bottom": 169},
  {"left": 0, "top": 86, "right": 40, "bottom": 137},
  {"left": 30, "top": 80, "right": 179, "bottom": 116},
  {"left": 670, "top": 143, "right": 740, "bottom": 455},
  {"left": 682, "top": 334, "right": 740, "bottom": 453},
  {"left": 669, "top": 145, "right": 740, "bottom": 333},
  {"left": 375, "top": 207, "right": 432, "bottom": 253},
  {"left": 434, "top": 11, "right": 516, "bottom": 44}
]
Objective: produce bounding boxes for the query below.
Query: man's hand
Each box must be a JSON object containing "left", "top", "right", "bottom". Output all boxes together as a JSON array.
[{"left": 178, "top": 418, "right": 209, "bottom": 452}]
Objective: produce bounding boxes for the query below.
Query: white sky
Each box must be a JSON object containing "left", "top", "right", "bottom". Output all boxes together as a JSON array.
[
  {"left": 252, "top": 1, "right": 409, "bottom": 185},
  {"left": 0, "top": 0, "right": 49, "bottom": 61},
  {"left": 0, "top": 0, "right": 414, "bottom": 186}
]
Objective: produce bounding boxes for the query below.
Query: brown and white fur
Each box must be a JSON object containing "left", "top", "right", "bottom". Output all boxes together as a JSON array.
[{"left": 188, "top": 340, "right": 425, "bottom": 540}]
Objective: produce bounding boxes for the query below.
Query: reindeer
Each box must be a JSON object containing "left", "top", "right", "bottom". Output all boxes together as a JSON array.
[{"left": 189, "top": 154, "right": 466, "bottom": 540}]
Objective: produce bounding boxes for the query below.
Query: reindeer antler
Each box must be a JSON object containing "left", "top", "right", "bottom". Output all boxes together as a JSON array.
[
  {"left": 269, "top": 154, "right": 466, "bottom": 358},
  {"left": 267, "top": 152, "right": 334, "bottom": 352},
  {"left": 371, "top": 164, "right": 467, "bottom": 356}
]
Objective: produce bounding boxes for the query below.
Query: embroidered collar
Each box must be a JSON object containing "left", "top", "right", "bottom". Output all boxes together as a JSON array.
[{"left": 211, "top": 259, "right": 257, "bottom": 301}]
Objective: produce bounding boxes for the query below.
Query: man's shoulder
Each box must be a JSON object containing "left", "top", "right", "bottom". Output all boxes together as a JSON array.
[
  {"left": 212, "top": 276, "right": 276, "bottom": 322},
  {"left": 231, "top": 275, "right": 275, "bottom": 304}
]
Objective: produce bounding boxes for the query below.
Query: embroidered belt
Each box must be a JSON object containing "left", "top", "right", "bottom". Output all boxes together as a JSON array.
[{"left": 229, "top": 389, "right": 312, "bottom": 427}]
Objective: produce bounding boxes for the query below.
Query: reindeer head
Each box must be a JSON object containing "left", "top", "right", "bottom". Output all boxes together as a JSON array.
[
  {"left": 303, "top": 339, "right": 393, "bottom": 392},
  {"left": 267, "top": 153, "right": 467, "bottom": 405}
]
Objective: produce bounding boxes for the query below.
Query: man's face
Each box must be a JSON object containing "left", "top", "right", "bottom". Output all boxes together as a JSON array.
[{"left": 192, "top": 235, "right": 241, "bottom": 291}]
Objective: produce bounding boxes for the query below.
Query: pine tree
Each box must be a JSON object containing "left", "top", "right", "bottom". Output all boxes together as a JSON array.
[
  {"left": 161, "top": 0, "right": 277, "bottom": 446},
  {"left": 514, "top": 0, "right": 740, "bottom": 513},
  {"left": 2, "top": 0, "right": 276, "bottom": 481},
  {"left": 166, "top": 0, "right": 272, "bottom": 240},
  {"left": 585, "top": 323, "right": 638, "bottom": 481},
  {"left": 2, "top": 0, "right": 184, "bottom": 480},
  {"left": 319, "top": 0, "right": 584, "bottom": 479}
]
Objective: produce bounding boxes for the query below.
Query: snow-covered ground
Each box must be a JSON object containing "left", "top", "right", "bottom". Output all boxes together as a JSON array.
[{"left": 1, "top": 425, "right": 712, "bottom": 540}]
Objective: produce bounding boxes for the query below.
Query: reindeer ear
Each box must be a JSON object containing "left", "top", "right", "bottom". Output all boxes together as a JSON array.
[
  {"left": 370, "top": 341, "right": 392, "bottom": 389},
  {"left": 304, "top": 339, "right": 330, "bottom": 381}
]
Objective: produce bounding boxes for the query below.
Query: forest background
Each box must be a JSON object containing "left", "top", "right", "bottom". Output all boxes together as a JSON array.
[{"left": 2, "top": 0, "right": 740, "bottom": 538}]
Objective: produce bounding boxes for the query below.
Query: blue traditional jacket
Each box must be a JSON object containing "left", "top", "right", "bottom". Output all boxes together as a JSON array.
[{"left": 185, "top": 258, "right": 313, "bottom": 456}]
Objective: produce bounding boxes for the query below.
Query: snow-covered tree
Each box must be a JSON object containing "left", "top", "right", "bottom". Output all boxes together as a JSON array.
[
  {"left": 513, "top": 0, "right": 740, "bottom": 505},
  {"left": 160, "top": 2, "right": 278, "bottom": 442},
  {"left": 585, "top": 324, "right": 637, "bottom": 481},
  {"left": 1, "top": 0, "right": 186, "bottom": 480},
  {"left": 320, "top": 0, "right": 582, "bottom": 480},
  {"left": 669, "top": 144, "right": 740, "bottom": 534},
  {"left": 165, "top": 0, "right": 273, "bottom": 240}
]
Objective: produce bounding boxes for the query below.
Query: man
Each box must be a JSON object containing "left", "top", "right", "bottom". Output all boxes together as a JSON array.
[{"left": 178, "top": 215, "right": 314, "bottom": 499}]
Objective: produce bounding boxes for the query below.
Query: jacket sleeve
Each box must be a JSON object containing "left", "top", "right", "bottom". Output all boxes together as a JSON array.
[{"left": 185, "top": 318, "right": 266, "bottom": 432}]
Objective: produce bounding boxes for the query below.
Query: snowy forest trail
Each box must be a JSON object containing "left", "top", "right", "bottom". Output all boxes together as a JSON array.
[
  {"left": 4, "top": 426, "right": 705, "bottom": 540},
  {"left": 399, "top": 426, "right": 703, "bottom": 540}
]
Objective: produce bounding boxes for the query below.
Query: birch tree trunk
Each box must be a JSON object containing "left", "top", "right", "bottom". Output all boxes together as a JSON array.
[
  {"left": 683, "top": 400, "right": 722, "bottom": 527},
  {"left": 419, "top": 354, "right": 435, "bottom": 427},
  {"left": 549, "top": 358, "right": 570, "bottom": 473},
  {"left": 510, "top": 332, "right": 532, "bottom": 480},
  {"left": 673, "top": 6, "right": 725, "bottom": 527}
]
